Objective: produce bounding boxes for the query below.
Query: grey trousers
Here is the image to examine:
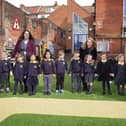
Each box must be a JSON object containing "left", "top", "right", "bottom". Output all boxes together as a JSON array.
[
  {"left": 43, "top": 74, "right": 52, "bottom": 93},
  {"left": 72, "top": 73, "right": 81, "bottom": 93}
]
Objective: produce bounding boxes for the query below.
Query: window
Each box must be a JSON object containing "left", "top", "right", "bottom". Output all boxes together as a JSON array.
[
  {"left": 123, "top": 0, "right": 126, "bottom": 27},
  {"left": 97, "top": 40, "right": 110, "bottom": 52},
  {"left": 45, "top": 8, "right": 51, "bottom": 13}
]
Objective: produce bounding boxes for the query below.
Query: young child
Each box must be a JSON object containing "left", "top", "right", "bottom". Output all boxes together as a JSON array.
[
  {"left": 69, "top": 51, "right": 81, "bottom": 93},
  {"left": 41, "top": 50, "right": 55, "bottom": 95},
  {"left": 0, "top": 53, "right": 12, "bottom": 93},
  {"left": 96, "top": 53, "right": 113, "bottom": 95},
  {"left": 114, "top": 54, "right": 126, "bottom": 96},
  {"left": 13, "top": 54, "right": 26, "bottom": 95},
  {"left": 27, "top": 54, "right": 40, "bottom": 96},
  {"left": 81, "top": 54, "right": 95, "bottom": 94},
  {"left": 55, "top": 50, "right": 67, "bottom": 94}
]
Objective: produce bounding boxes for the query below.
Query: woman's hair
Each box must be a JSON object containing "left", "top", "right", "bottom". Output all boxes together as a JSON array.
[
  {"left": 17, "top": 29, "right": 34, "bottom": 41},
  {"left": 82, "top": 37, "right": 96, "bottom": 49},
  {"left": 43, "top": 49, "right": 52, "bottom": 59}
]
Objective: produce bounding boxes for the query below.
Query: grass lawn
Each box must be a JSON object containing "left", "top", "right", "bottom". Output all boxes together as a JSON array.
[
  {"left": 0, "top": 114, "right": 126, "bottom": 126},
  {"left": 0, "top": 75, "right": 126, "bottom": 101}
]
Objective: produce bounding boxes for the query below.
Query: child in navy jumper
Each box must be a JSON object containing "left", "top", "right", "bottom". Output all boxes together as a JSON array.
[
  {"left": 96, "top": 53, "right": 113, "bottom": 95},
  {"left": 13, "top": 54, "right": 26, "bottom": 95},
  {"left": 55, "top": 50, "right": 67, "bottom": 94},
  {"left": 41, "top": 50, "right": 55, "bottom": 95},
  {"left": 114, "top": 54, "right": 126, "bottom": 96},
  {"left": 69, "top": 51, "right": 81, "bottom": 93},
  {"left": 81, "top": 54, "right": 95, "bottom": 94},
  {"left": 0, "top": 53, "right": 12, "bottom": 93},
  {"left": 27, "top": 54, "right": 40, "bottom": 96}
]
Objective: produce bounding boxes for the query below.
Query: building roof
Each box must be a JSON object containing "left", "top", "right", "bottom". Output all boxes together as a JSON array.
[
  {"left": 82, "top": 6, "right": 95, "bottom": 14},
  {"left": 20, "top": 2, "right": 58, "bottom": 14},
  {"left": 48, "top": 0, "right": 92, "bottom": 30}
]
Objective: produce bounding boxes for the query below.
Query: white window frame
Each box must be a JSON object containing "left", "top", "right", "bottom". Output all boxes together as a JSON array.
[{"left": 97, "top": 39, "right": 110, "bottom": 52}]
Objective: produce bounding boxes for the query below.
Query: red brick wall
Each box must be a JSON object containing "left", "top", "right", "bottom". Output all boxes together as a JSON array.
[
  {"left": 96, "top": 0, "right": 123, "bottom": 53},
  {"left": 96, "top": 0, "right": 123, "bottom": 35}
]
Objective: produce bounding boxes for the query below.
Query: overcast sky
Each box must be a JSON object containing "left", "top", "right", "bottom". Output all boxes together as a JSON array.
[{"left": 5, "top": 0, "right": 95, "bottom": 7}]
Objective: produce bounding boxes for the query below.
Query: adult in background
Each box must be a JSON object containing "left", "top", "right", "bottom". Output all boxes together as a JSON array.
[
  {"left": 79, "top": 37, "right": 97, "bottom": 91},
  {"left": 12, "top": 30, "right": 36, "bottom": 92}
]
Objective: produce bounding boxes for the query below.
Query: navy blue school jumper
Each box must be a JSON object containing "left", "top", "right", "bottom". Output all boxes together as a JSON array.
[
  {"left": 81, "top": 62, "right": 95, "bottom": 93},
  {"left": 41, "top": 59, "right": 55, "bottom": 95},
  {"left": 69, "top": 59, "right": 81, "bottom": 93},
  {"left": 0, "top": 60, "right": 12, "bottom": 91},
  {"left": 55, "top": 60, "right": 68, "bottom": 92},
  {"left": 96, "top": 61, "right": 112, "bottom": 95},
  {"left": 114, "top": 63, "right": 126, "bottom": 95},
  {"left": 27, "top": 62, "right": 40, "bottom": 95},
  {"left": 13, "top": 62, "right": 26, "bottom": 94}
]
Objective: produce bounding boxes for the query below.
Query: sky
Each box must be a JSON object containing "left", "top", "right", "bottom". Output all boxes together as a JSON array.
[{"left": 5, "top": 0, "right": 95, "bottom": 7}]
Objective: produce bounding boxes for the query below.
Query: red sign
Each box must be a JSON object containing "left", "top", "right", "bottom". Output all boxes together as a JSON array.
[{"left": 12, "top": 17, "right": 20, "bottom": 30}]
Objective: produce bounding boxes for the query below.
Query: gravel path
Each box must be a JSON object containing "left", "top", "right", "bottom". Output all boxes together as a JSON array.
[{"left": 0, "top": 98, "right": 126, "bottom": 122}]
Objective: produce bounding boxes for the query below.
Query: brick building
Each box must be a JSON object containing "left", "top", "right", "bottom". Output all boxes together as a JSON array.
[
  {"left": 0, "top": 0, "right": 95, "bottom": 58},
  {"left": 95, "top": 0, "right": 124, "bottom": 54},
  {"left": 0, "top": 0, "right": 26, "bottom": 57}
]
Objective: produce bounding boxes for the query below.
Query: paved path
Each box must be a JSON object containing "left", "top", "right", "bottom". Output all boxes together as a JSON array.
[{"left": 0, "top": 98, "right": 126, "bottom": 122}]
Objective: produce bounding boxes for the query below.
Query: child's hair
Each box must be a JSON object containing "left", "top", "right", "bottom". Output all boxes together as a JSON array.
[
  {"left": 84, "top": 54, "right": 92, "bottom": 62},
  {"left": 71, "top": 50, "right": 79, "bottom": 57},
  {"left": 30, "top": 54, "right": 36, "bottom": 61},
  {"left": 100, "top": 52, "right": 107, "bottom": 58},
  {"left": 117, "top": 54, "right": 125, "bottom": 62},
  {"left": 43, "top": 49, "right": 52, "bottom": 59},
  {"left": 15, "top": 53, "right": 24, "bottom": 61},
  {"left": 58, "top": 50, "right": 64, "bottom": 57}
]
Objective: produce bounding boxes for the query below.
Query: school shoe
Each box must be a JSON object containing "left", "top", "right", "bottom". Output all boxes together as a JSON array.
[
  {"left": 13, "top": 92, "right": 16, "bottom": 95},
  {"left": 47, "top": 92, "right": 51, "bottom": 95},
  {"left": 60, "top": 90, "right": 64, "bottom": 94},
  {"left": 56, "top": 90, "right": 59, "bottom": 94},
  {"left": 102, "top": 91, "right": 106, "bottom": 95},
  {"left": 0, "top": 88, "right": 4, "bottom": 93},
  {"left": 6, "top": 88, "right": 10, "bottom": 93}
]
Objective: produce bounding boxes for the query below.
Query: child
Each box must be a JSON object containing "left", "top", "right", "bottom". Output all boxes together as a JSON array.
[
  {"left": 96, "top": 53, "right": 113, "bottom": 95},
  {"left": 69, "top": 51, "right": 81, "bottom": 93},
  {"left": 13, "top": 54, "right": 26, "bottom": 95},
  {"left": 81, "top": 54, "right": 95, "bottom": 94},
  {"left": 0, "top": 53, "right": 12, "bottom": 93},
  {"left": 114, "top": 54, "right": 126, "bottom": 96},
  {"left": 41, "top": 50, "right": 55, "bottom": 95},
  {"left": 27, "top": 54, "right": 40, "bottom": 96},
  {"left": 55, "top": 50, "right": 67, "bottom": 94}
]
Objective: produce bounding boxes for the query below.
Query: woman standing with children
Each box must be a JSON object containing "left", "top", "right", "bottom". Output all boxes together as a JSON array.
[{"left": 79, "top": 37, "right": 97, "bottom": 91}]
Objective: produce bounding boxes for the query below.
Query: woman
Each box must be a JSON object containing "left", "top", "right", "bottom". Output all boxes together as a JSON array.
[
  {"left": 12, "top": 30, "right": 36, "bottom": 61},
  {"left": 79, "top": 37, "right": 97, "bottom": 91},
  {"left": 12, "top": 30, "right": 36, "bottom": 92}
]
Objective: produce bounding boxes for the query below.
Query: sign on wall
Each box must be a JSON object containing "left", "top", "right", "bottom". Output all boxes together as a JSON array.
[{"left": 12, "top": 17, "right": 20, "bottom": 30}]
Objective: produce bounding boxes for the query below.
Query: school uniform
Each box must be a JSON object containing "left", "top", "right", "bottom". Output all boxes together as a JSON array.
[
  {"left": 27, "top": 62, "right": 40, "bottom": 95},
  {"left": 55, "top": 59, "right": 67, "bottom": 93},
  {"left": 0, "top": 60, "right": 12, "bottom": 92},
  {"left": 41, "top": 59, "right": 55, "bottom": 95},
  {"left": 69, "top": 59, "right": 81, "bottom": 93},
  {"left": 96, "top": 61, "right": 112, "bottom": 95},
  {"left": 13, "top": 62, "right": 26, "bottom": 95},
  {"left": 114, "top": 63, "right": 126, "bottom": 95},
  {"left": 81, "top": 62, "right": 95, "bottom": 93}
]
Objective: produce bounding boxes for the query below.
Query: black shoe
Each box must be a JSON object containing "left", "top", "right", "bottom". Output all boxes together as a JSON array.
[
  {"left": 13, "top": 92, "right": 16, "bottom": 95},
  {"left": 102, "top": 92, "right": 106, "bottom": 95}
]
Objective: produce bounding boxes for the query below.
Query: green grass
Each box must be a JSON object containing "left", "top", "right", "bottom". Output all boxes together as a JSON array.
[
  {"left": 0, "top": 75, "right": 126, "bottom": 101},
  {"left": 0, "top": 114, "right": 126, "bottom": 126}
]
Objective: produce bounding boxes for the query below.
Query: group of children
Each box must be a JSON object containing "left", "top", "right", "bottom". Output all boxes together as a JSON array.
[{"left": 0, "top": 50, "right": 126, "bottom": 96}]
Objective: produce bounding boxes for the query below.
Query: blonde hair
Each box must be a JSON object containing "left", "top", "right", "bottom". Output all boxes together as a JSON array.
[{"left": 82, "top": 37, "right": 96, "bottom": 49}]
